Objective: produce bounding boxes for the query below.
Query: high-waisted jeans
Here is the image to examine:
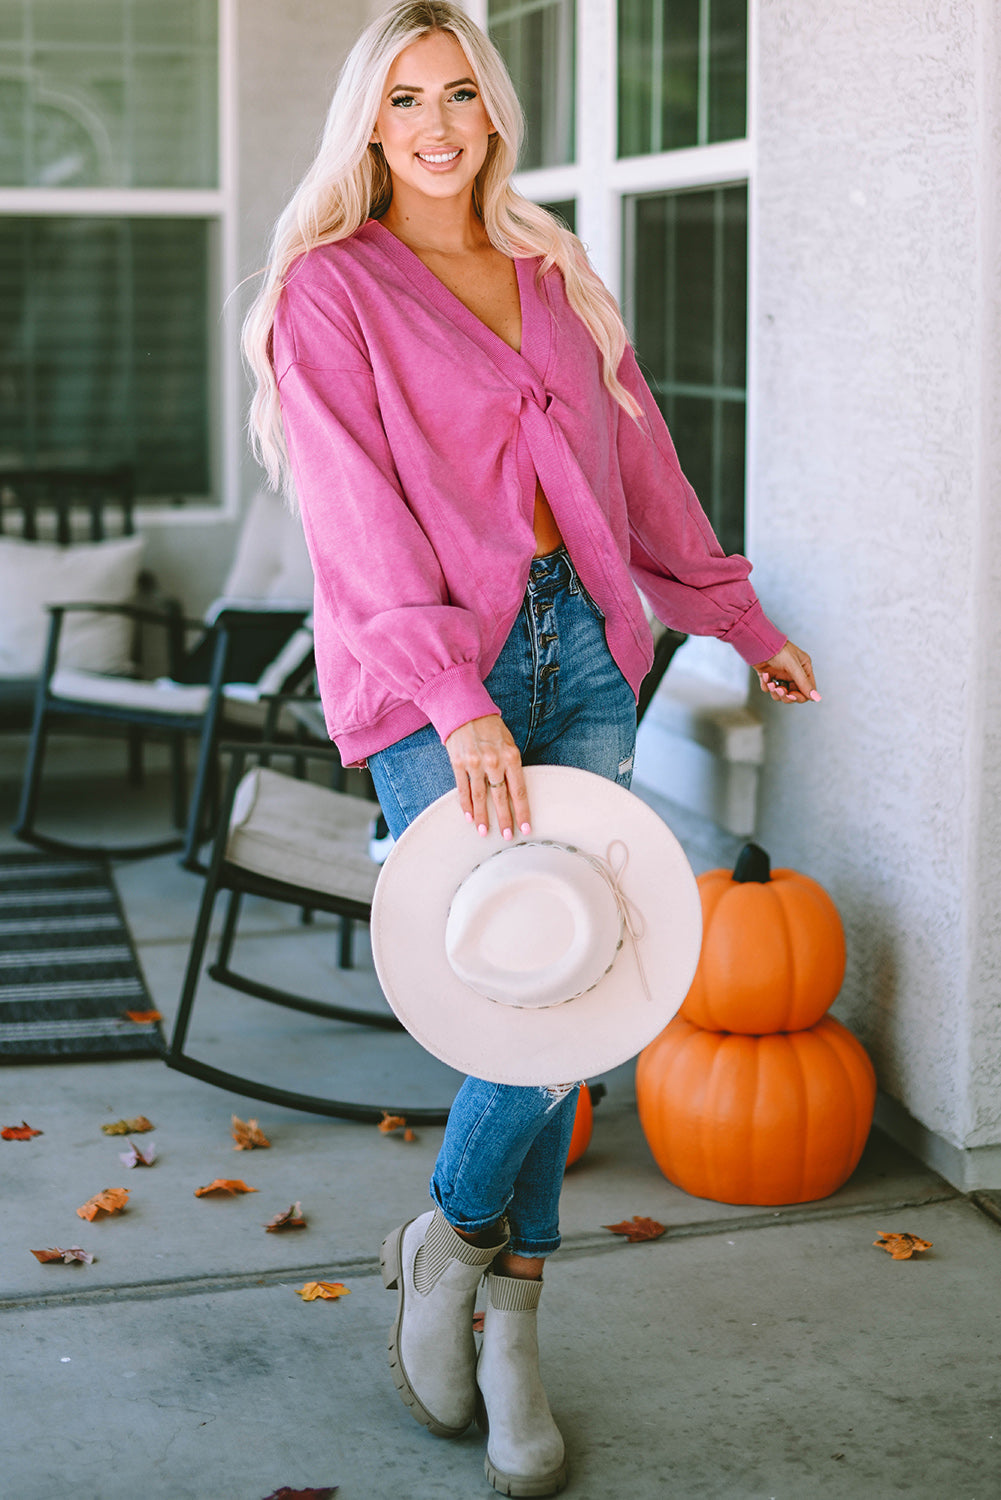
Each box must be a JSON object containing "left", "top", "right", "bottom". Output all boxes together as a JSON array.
[{"left": 369, "top": 548, "right": 637, "bottom": 1257}]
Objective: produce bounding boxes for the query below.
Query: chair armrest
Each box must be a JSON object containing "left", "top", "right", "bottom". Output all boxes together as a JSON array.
[{"left": 45, "top": 600, "right": 201, "bottom": 631}]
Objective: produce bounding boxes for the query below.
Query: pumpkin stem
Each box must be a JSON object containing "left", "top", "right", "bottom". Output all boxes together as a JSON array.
[{"left": 733, "top": 842, "right": 771, "bottom": 883}]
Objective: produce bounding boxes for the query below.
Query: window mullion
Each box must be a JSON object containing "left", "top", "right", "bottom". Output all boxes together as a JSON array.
[{"left": 575, "top": 0, "right": 618, "bottom": 295}]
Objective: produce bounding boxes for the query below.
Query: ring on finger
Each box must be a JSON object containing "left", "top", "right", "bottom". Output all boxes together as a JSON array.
[{"left": 488, "top": 780, "right": 505, "bottom": 788}]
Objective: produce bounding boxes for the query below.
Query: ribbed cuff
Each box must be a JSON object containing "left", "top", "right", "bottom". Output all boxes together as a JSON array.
[
  {"left": 722, "top": 599, "right": 788, "bottom": 667},
  {"left": 487, "top": 1271, "right": 544, "bottom": 1311},
  {"left": 412, "top": 663, "right": 500, "bottom": 744}
]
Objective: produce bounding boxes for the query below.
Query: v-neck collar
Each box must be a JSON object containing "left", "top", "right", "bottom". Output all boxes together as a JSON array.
[{"left": 362, "top": 217, "right": 550, "bottom": 387}]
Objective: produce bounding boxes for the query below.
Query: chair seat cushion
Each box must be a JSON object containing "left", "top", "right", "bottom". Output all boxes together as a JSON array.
[
  {"left": 226, "top": 766, "right": 381, "bottom": 906},
  {"left": 50, "top": 669, "right": 212, "bottom": 715},
  {"left": 0, "top": 535, "right": 145, "bottom": 677}
]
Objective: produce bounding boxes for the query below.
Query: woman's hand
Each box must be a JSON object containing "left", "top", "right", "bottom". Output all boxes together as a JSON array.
[
  {"left": 753, "top": 641, "right": 821, "bottom": 704},
  {"left": 444, "top": 714, "right": 531, "bottom": 839}
]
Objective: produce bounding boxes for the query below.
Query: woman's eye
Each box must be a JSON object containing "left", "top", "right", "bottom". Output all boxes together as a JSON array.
[
  {"left": 450, "top": 89, "right": 477, "bottom": 102},
  {"left": 390, "top": 94, "right": 416, "bottom": 108}
]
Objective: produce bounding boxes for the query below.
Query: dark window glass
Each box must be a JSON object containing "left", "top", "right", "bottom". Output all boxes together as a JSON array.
[
  {"left": 489, "top": 0, "right": 575, "bottom": 169},
  {"left": 0, "top": 216, "right": 212, "bottom": 497},
  {"left": 540, "top": 198, "right": 576, "bottom": 233},
  {"left": 618, "top": 0, "right": 747, "bottom": 157},
  {"left": 625, "top": 184, "right": 747, "bottom": 554}
]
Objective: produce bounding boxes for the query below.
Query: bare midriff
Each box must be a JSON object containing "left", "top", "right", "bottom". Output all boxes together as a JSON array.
[{"left": 532, "top": 478, "right": 564, "bottom": 557}]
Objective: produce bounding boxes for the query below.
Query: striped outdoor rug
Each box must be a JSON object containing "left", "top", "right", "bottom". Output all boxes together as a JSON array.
[{"left": 0, "top": 852, "right": 162, "bottom": 1061}]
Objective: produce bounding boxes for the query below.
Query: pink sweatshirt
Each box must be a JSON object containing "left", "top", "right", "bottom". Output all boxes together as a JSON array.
[{"left": 272, "top": 218, "right": 786, "bottom": 765}]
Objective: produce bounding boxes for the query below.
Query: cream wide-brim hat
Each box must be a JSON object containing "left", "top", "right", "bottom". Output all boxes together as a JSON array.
[{"left": 370, "top": 766, "right": 703, "bottom": 1085}]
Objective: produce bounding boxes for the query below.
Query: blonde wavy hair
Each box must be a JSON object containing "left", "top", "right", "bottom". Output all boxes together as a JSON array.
[{"left": 242, "top": 0, "right": 640, "bottom": 495}]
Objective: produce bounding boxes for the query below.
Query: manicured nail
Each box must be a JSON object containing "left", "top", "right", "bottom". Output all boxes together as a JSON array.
[
  {"left": 465, "top": 811, "right": 473, "bottom": 822},
  {"left": 521, "top": 822, "right": 532, "bottom": 835},
  {"left": 503, "top": 828, "right": 513, "bottom": 841},
  {"left": 810, "top": 690, "right": 822, "bottom": 701},
  {"left": 478, "top": 824, "right": 488, "bottom": 836}
]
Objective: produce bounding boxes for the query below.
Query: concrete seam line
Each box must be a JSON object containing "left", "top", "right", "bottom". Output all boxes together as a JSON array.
[{"left": 0, "top": 1190, "right": 962, "bottom": 1315}]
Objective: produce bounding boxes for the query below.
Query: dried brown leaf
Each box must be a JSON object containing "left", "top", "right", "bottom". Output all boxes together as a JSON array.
[
  {"left": 2, "top": 1122, "right": 43, "bottom": 1140},
  {"left": 31, "top": 1247, "right": 94, "bottom": 1265},
  {"left": 194, "top": 1178, "right": 258, "bottom": 1197},
  {"left": 261, "top": 1487, "right": 338, "bottom": 1499},
  {"left": 265, "top": 1203, "right": 307, "bottom": 1233},
  {"left": 874, "top": 1231, "right": 933, "bottom": 1260},
  {"left": 77, "top": 1188, "right": 130, "bottom": 1221},
  {"left": 472, "top": 1310, "right": 485, "bottom": 1333},
  {"left": 101, "top": 1116, "right": 154, "bottom": 1136},
  {"left": 232, "top": 1115, "right": 271, "bottom": 1151},
  {"left": 603, "top": 1215, "right": 667, "bottom": 1244},
  {"left": 295, "top": 1281, "right": 350, "bottom": 1302}
]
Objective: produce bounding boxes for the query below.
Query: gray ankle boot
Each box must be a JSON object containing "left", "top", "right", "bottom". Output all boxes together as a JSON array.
[
  {"left": 477, "top": 1271, "right": 567, "bottom": 1497},
  {"left": 380, "top": 1208, "right": 508, "bottom": 1437}
]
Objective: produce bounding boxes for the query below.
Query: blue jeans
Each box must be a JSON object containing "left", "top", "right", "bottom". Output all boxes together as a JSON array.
[{"left": 369, "top": 548, "right": 636, "bottom": 1257}]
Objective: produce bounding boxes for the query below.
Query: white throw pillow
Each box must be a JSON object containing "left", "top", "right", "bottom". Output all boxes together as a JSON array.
[{"left": 0, "top": 534, "right": 146, "bottom": 678}]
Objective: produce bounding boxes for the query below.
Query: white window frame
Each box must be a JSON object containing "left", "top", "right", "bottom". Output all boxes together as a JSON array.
[{"left": 0, "top": 0, "right": 239, "bottom": 522}]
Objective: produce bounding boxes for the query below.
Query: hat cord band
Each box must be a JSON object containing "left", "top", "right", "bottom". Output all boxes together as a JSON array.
[{"left": 519, "top": 838, "right": 654, "bottom": 1007}]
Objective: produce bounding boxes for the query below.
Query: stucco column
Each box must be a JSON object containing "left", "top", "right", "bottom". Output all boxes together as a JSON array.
[{"left": 749, "top": 0, "right": 1001, "bottom": 1186}]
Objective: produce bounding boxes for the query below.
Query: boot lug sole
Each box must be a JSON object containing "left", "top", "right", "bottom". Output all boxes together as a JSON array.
[{"left": 484, "top": 1454, "right": 569, "bottom": 1497}]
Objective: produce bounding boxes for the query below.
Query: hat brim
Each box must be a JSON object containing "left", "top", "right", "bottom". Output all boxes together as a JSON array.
[{"left": 371, "top": 766, "right": 703, "bottom": 1085}]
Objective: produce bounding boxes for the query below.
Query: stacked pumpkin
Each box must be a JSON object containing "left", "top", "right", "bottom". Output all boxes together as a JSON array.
[{"left": 636, "top": 843, "right": 875, "bottom": 1205}]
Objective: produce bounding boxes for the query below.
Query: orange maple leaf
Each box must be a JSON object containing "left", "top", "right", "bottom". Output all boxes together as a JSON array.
[
  {"left": 265, "top": 1202, "right": 307, "bottom": 1232},
  {"left": 232, "top": 1115, "right": 270, "bottom": 1151},
  {"left": 295, "top": 1281, "right": 350, "bottom": 1301},
  {"left": 31, "top": 1247, "right": 94, "bottom": 1265},
  {"left": 378, "top": 1112, "right": 407, "bottom": 1134},
  {"left": 124, "top": 1009, "right": 162, "bottom": 1024},
  {"left": 194, "top": 1179, "right": 258, "bottom": 1197},
  {"left": 101, "top": 1115, "right": 154, "bottom": 1135},
  {"left": 2, "top": 1121, "right": 43, "bottom": 1140},
  {"left": 603, "top": 1215, "right": 667, "bottom": 1244},
  {"left": 77, "top": 1188, "right": 130, "bottom": 1221},
  {"left": 472, "top": 1310, "right": 485, "bottom": 1333},
  {"left": 874, "top": 1231, "right": 933, "bottom": 1260}
]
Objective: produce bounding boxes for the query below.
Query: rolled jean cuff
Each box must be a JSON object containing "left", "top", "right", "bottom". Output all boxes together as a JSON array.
[{"left": 506, "top": 1233, "right": 562, "bottom": 1259}]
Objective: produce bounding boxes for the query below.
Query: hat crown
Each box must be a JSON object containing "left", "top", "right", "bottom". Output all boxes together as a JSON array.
[{"left": 444, "top": 841, "right": 622, "bottom": 1008}]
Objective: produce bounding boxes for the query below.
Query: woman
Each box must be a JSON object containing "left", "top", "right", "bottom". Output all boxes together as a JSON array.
[{"left": 244, "top": 4, "right": 819, "bottom": 1494}]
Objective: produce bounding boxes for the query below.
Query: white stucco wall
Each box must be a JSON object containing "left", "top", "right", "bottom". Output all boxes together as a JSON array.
[{"left": 749, "top": 0, "right": 1001, "bottom": 1180}]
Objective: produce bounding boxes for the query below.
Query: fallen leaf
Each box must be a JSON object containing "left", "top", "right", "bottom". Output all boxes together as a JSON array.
[
  {"left": 261, "top": 1487, "right": 338, "bottom": 1500},
  {"left": 119, "top": 1139, "right": 157, "bottom": 1169},
  {"left": 31, "top": 1247, "right": 94, "bottom": 1265},
  {"left": 194, "top": 1179, "right": 258, "bottom": 1197},
  {"left": 472, "top": 1310, "right": 485, "bottom": 1333},
  {"left": 2, "top": 1122, "right": 43, "bottom": 1140},
  {"left": 232, "top": 1115, "right": 271, "bottom": 1151},
  {"left": 101, "top": 1116, "right": 154, "bottom": 1135},
  {"left": 124, "top": 1009, "right": 162, "bottom": 1024},
  {"left": 295, "top": 1281, "right": 350, "bottom": 1302},
  {"left": 77, "top": 1188, "right": 130, "bottom": 1221},
  {"left": 403, "top": 1128, "right": 418, "bottom": 1143},
  {"left": 603, "top": 1215, "right": 667, "bottom": 1244},
  {"left": 378, "top": 1112, "right": 407, "bottom": 1134},
  {"left": 265, "top": 1203, "right": 307, "bottom": 1233},
  {"left": 874, "top": 1231, "right": 933, "bottom": 1260}
]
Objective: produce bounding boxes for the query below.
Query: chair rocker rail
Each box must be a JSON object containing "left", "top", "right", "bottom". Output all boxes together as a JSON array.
[{"left": 161, "top": 1048, "right": 451, "bottom": 1126}]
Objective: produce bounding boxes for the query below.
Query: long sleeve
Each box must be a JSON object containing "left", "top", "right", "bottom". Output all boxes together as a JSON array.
[
  {"left": 273, "top": 287, "right": 501, "bottom": 743},
  {"left": 616, "top": 345, "right": 787, "bottom": 666}
]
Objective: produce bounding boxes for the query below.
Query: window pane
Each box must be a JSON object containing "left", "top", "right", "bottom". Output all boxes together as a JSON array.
[
  {"left": 626, "top": 185, "right": 747, "bottom": 555},
  {"left": 0, "top": 217, "right": 212, "bottom": 498},
  {"left": 618, "top": 0, "right": 747, "bottom": 157},
  {"left": 489, "top": 0, "right": 575, "bottom": 169},
  {"left": 0, "top": 0, "right": 218, "bottom": 187},
  {"left": 540, "top": 198, "right": 576, "bottom": 233}
]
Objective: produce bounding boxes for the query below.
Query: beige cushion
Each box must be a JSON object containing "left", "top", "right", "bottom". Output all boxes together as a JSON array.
[
  {"left": 0, "top": 534, "right": 145, "bottom": 678},
  {"left": 50, "top": 669, "right": 212, "bottom": 715},
  {"left": 220, "top": 492, "right": 314, "bottom": 605},
  {"left": 226, "top": 766, "right": 380, "bottom": 906}
]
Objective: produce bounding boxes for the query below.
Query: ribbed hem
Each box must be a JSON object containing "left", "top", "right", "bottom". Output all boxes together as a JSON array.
[
  {"left": 487, "top": 1271, "right": 543, "bottom": 1312},
  {"left": 721, "top": 599, "right": 788, "bottom": 667},
  {"left": 413, "top": 662, "right": 501, "bottom": 744}
]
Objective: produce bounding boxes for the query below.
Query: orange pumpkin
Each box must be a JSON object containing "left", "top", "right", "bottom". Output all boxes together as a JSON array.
[
  {"left": 565, "top": 1083, "right": 593, "bottom": 1166},
  {"left": 681, "top": 843, "right": 846, "bottom": 1034},
  {"left": 635, "top": 1013, "right": 875, "bottom": 1205}
]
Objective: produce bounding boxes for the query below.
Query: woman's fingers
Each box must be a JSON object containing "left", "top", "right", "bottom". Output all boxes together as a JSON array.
[
  {"left": 754, "top": 643, "right": 820, "bottom": 705},
  {"left": 445, "top": 716, "right": 532, "bottom": 836}
]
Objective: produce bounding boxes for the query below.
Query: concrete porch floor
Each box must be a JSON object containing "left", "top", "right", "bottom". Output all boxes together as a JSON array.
[{"left": 1, "top": 755, "right": 999, "bottom": 1500}]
